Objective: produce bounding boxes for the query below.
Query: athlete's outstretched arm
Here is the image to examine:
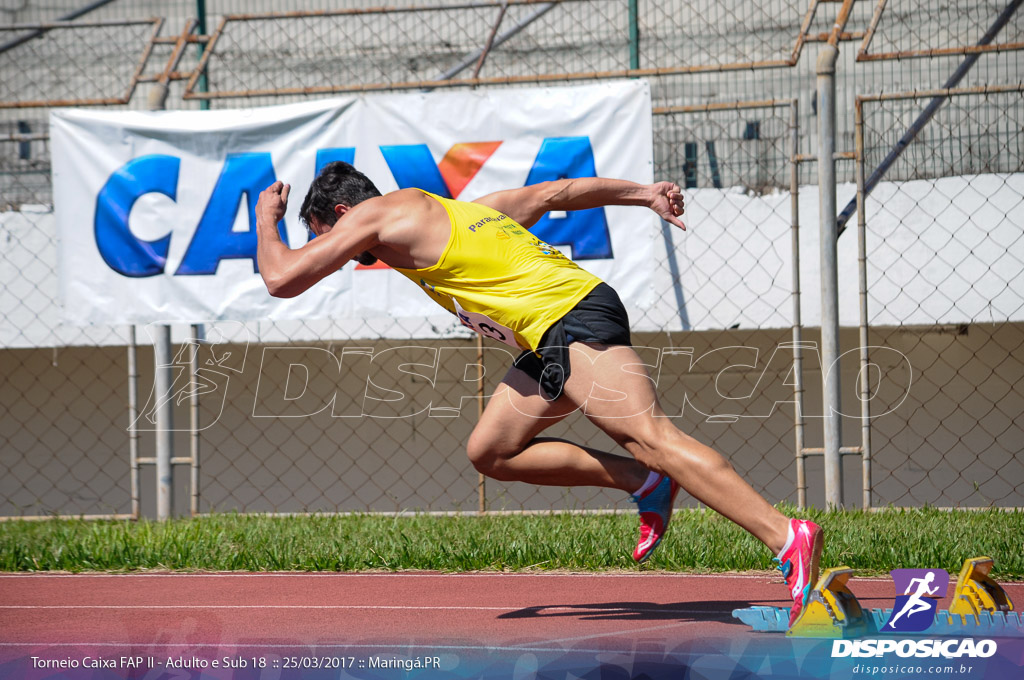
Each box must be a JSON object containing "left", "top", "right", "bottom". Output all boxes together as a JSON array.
[
  {"left": 255, "top": 181, "right": 380, "bottom": 298},
  {"left": 474, "top": 178, "right": 685, "bottom": 230}
]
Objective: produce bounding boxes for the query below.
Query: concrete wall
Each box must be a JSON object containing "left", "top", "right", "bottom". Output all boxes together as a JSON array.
[{"left": 3, "top": 324, "right": 1022, "bottom": 517}]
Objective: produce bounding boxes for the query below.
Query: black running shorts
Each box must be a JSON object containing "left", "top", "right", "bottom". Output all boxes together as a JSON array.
[{"left": 513, "top": 282, "right": 632, "bottom": 401}]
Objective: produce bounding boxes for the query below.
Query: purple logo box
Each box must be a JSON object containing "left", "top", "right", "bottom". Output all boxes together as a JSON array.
[{"left": 882, "top": 568, "right": 950, "bottom": 633}]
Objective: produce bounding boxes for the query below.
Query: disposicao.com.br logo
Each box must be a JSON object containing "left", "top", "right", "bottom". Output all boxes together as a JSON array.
[
  {"left": 830, "top": 566, "right": 998, "bottom": 660},
  {"left": 831, "top": 638, "right": 997, "bottom": 659}
]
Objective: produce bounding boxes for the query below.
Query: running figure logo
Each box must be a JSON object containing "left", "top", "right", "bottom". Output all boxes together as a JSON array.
[{"left": 882, "top": 568, "right": 950, "bottom": 632}]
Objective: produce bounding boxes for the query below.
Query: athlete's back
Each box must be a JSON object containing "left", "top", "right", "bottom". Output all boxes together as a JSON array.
[{"left": 391, "top": 191, "right": 600, "bottom": 350}]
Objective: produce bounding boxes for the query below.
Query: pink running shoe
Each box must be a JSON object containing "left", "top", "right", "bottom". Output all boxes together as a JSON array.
[
  {"left": 630, "top": 474, "right": 680, "bottom": 562},
  {"left": 773, "top": 518, "right": 824, "bottom": 628}
]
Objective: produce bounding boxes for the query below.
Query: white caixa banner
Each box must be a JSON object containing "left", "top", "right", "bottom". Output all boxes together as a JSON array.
[{"left": 51, "top": 81, "right": 673, "bottom": 334}]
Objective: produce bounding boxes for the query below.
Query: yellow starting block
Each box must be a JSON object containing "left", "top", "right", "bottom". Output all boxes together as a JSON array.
[
  {"left": 736, "top": 556, "right": 1018, "bottom": 636},
  {"left": 786, "top": 566, "right": 868, "bottom": 639},
  {"left": 949, "top": 556, "right": 1015, "bottom": 618}
]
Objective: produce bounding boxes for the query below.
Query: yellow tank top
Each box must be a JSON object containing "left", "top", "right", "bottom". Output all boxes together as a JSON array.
[{"left": 394, "top": 191, "right": 602, "bottom": 351}]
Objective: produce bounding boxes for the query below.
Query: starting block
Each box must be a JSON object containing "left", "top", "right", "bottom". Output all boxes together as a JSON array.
[
  {"left": 948, "top": 556, "right": 1014, "bottom": 618},
  {"left": 785, "top": 566, "right": 868, "bottom": 639},
  {"left": 732, "top": 556, "right": 1020, "bottom": 638}
]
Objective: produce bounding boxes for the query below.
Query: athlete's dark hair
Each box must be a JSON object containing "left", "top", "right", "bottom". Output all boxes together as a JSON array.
[{"left": 299, "top": 161, "right": 382, "bottom": 229}]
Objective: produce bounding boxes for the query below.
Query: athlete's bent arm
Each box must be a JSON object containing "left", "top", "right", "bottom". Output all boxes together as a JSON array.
[
  {"left": 475, "top": 177, "right": 685, "bottom": 230},
  {"left": 255, "top": 181, "right": 380, "bottom": 298}
]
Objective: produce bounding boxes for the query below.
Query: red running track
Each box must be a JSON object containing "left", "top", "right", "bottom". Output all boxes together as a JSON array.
[{"left": 3, "top": 571, "right": 1021, "bottom": 651}]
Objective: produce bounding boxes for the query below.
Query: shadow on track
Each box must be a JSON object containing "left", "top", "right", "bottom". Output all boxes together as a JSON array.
[{"left": 497, "top": 600, "right": 756, "bottom": 622}]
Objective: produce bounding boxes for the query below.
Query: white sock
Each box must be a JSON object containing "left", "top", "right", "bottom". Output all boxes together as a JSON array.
[
  {"left": 776, "top": 520, "right": 796, "bottom": 559},
  {"left": 633, "top": 471, "right": 661, "bottom": 498}
]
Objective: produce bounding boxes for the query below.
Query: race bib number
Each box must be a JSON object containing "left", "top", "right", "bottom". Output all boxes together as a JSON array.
[{"left": 453, "top": 299, "right": 523, "bottom": 350}]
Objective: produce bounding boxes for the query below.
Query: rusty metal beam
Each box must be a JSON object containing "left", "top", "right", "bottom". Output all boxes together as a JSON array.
[
  {"left": 858, "top": 0, "right": 886, "bottom": 57},
  {"left": 827, "top": 0, "right": 857, "bottom": 47},
  {"left": 182, "top": 0, "right": 815, "bottom": 101},
  {"left": 790, "top": 0, "right": 822, "bottom": 65},
  {"left": 216, "top": 0, "right": 578, "bottom": 22},
  {"left": 857, "top": 82, "right": 1024, "bottom": 103},
  {"left": 0, "top": 17, "right": 161, "bottom": 30},
  {"left": 2, "top": 97, "right": 129, "bottom": 109},
  {"left": 184, "top": 59, "right": 797, "bottom": 100},
  {"left": 122, "top": 17, "right": 165, "bottom": 108},
  {"left": 153, "top": 34, "right": 209, "bottom": 45},
  {"left": 137, "top": 71, "right": 194, "bottom": 84},
  {"left": 653, "top": 99, "right": 793, "bottom": 115},
  {"left": 804, "top": 31, "right": 864, "bottom": 42},
  {"left": 1, "top": 133, "right": 49, "bottom": 142},
  {"left": 183, "top": 14, "right": 226, "bottom": 98},
  {"left": 473, "top": 2, "right": 510, "bottom": 79},
  {"left": 159, "top": 19, "right": 197, "bottom": 86},
  {"left": 859, "top": 41, "right": 1024, "bottom": 61}
]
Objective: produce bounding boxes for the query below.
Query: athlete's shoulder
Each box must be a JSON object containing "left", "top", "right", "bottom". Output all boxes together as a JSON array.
[
  {"left": 386, "top": 187, "right": 432, "bottom": 202},
  {"left": 356, "top": 188, "right": 424, "bottom": 211},
  {"left": 364, "top": 189, "right": 450, "bottom": 247},
  {"left": 341, "top": 188, "right": 422, "bottom": 223}
]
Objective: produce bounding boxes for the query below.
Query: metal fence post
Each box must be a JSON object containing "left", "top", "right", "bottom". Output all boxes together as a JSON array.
[
  {"left": 855, "top": 101, "right": 872, "bottom": 509},
  {"left": 190, "top": 324, "right": 202, "bottom": 516},
  {"left": 816, "top": 44, "right": 843, "bottom": 508},
  {"left": 789, "top": 100, "right": 807, "bottom": 509},
  {"left": 144, "top": 69, "right": 175, "bottom": 521},
  {"left": 153, "top": 325, "right": 174, "bottom": 520},
  {"left": 128, "top": 326, "right": 140, "bottom": 519},
  {"left": 195, "top": 0, "right": 210, "bottom": 111},
  {"left": 476, "top": 335, "right": 487, "bottom": 514},
  {"left": 628, "top": 0, "right": 639, "bottom": 69}
]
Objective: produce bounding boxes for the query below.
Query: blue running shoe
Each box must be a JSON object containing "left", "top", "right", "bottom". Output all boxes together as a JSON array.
[{"left": 630, "top": 474, "right": 680, "bottom": 562}]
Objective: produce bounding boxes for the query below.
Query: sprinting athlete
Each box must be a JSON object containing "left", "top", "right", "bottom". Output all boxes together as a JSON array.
[{"left": 255, "top": 162, "right": 823, "bottom": 626}]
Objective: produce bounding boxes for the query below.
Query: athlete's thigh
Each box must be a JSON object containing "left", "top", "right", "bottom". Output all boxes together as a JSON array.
[
  {"left": 560, "top": 342, "right": 666, "bottom": 442},
  {"left": 472, "top": 365, "right": 579, "bottom": 451}
]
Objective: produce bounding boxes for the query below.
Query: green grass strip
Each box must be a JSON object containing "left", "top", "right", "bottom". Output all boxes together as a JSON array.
[{"left": 1, "top": 506, "right": 1022, "bottom": 578}]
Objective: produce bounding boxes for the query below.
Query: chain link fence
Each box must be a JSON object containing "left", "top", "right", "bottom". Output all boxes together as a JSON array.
[
  {"left": 0, "top": 18, "right": 163, "bottom": 109},
  {"left": 1, "top": 0, "right": 1022, "bottom": 518},
  {"left": 857, "top": 86, "right": 1024, "bottom": 507},
  {"left": 0, "top": 131, "right": 134, "bottom": 517}
]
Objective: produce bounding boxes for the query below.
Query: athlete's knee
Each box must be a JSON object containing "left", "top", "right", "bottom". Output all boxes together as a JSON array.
[
  {"left": 618, "top": 420, "right": 734, "bottom": 477},
  {"left": 614, "top": 418, "right": 676, "bottom": 471},
  {"left": 466, "top": 428, "right": 517, "bottom": 478},
  {"left": 465, "top": 430, "right": 496, "bottom": 472},
  {"left": 693, "top": 445, "right": 736, "bottom": 478},
  {"left": 668, "top": 429, "right": 736, "bottom": 479}
]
